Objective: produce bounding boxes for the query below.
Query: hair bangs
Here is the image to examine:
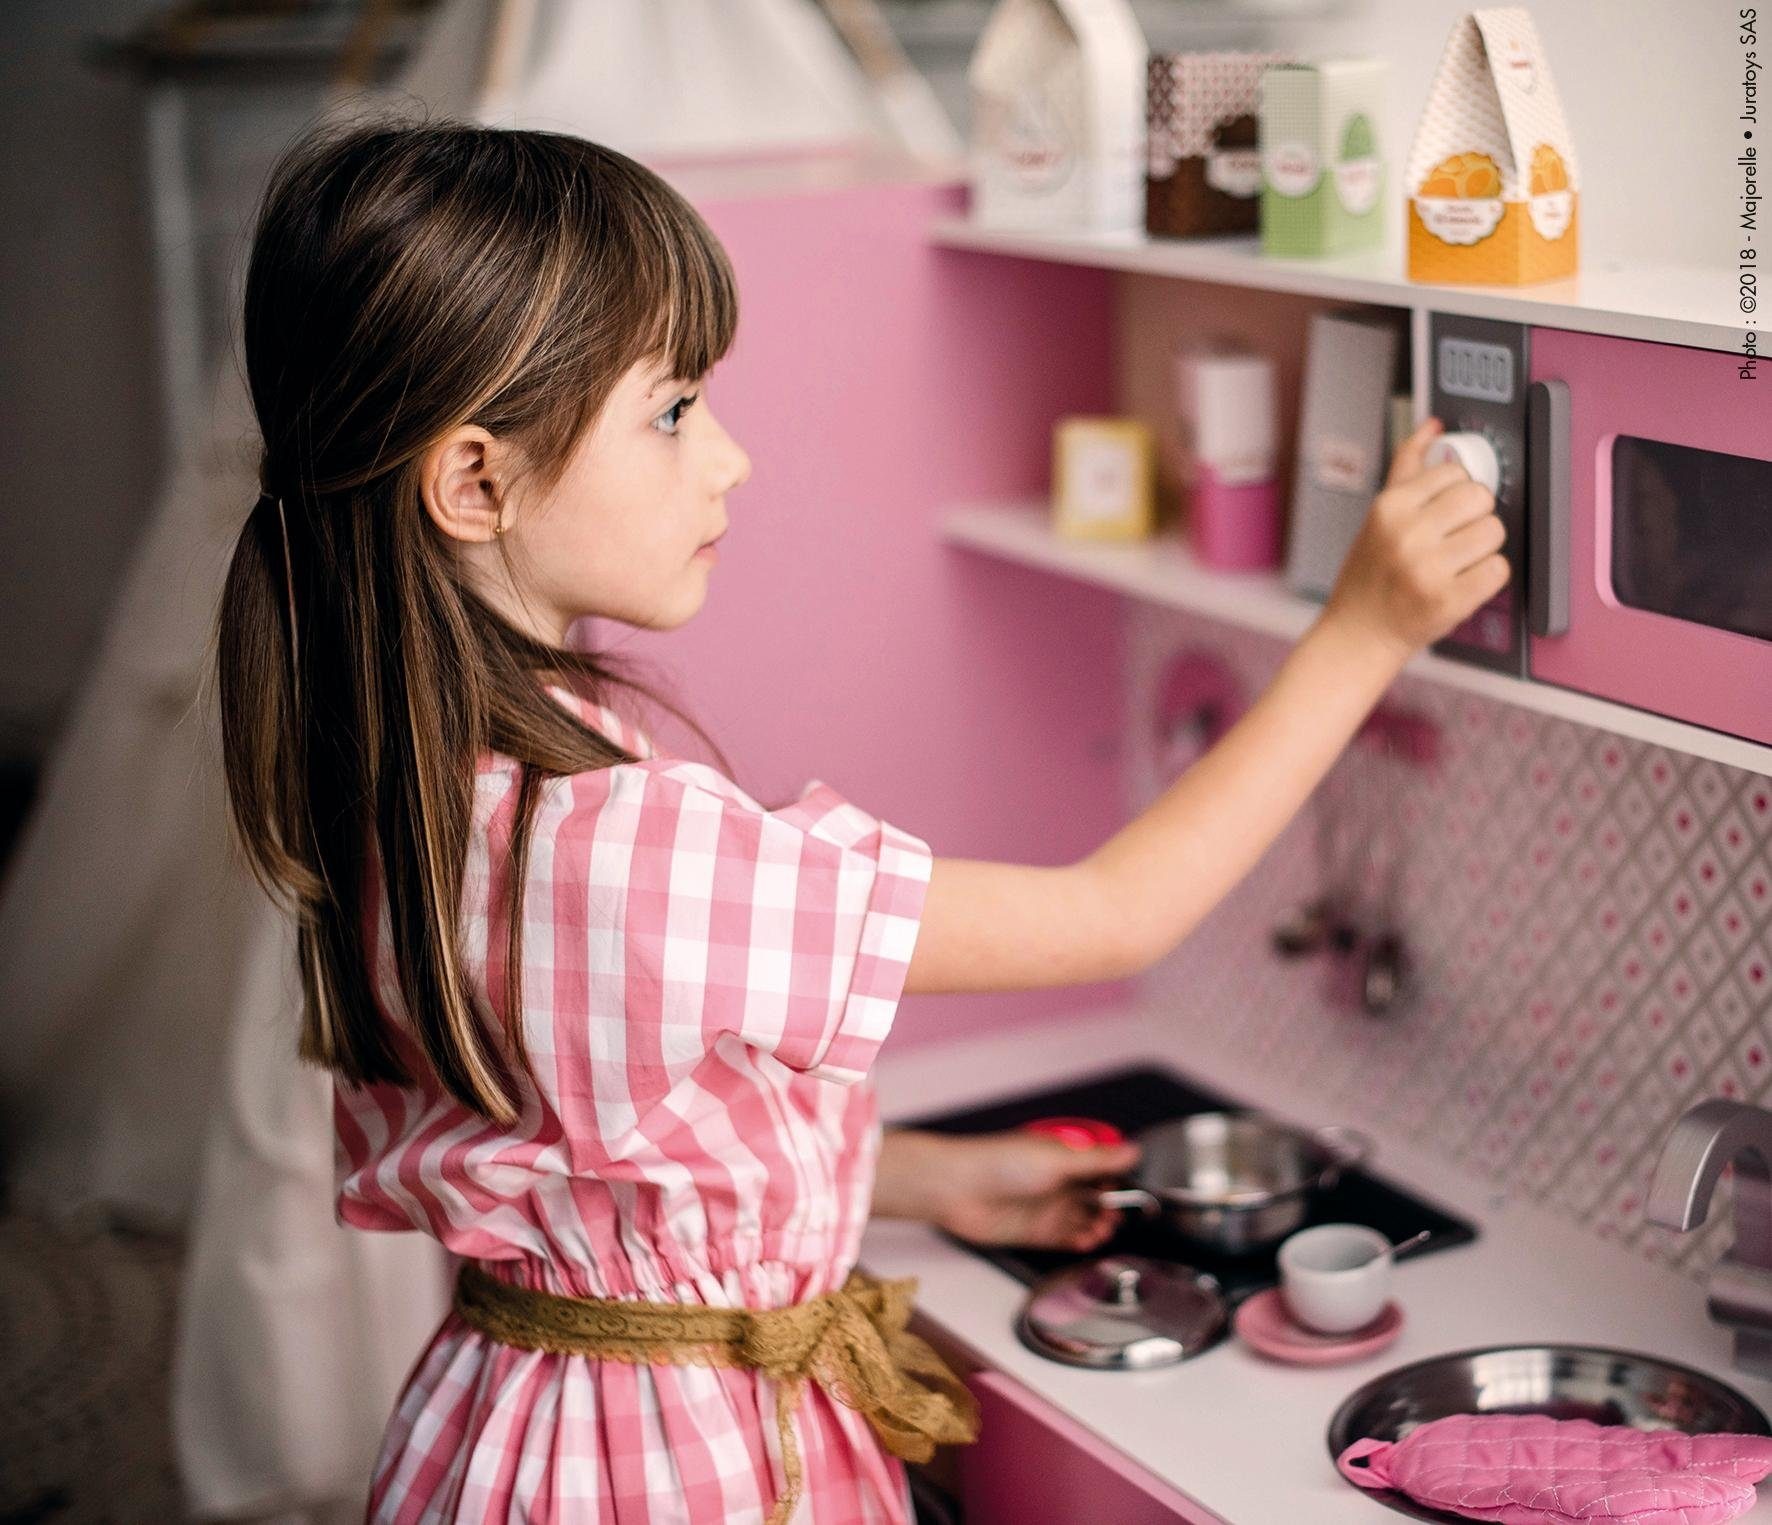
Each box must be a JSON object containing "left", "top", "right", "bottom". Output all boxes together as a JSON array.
[{"left": 644, "top": 187, "right": 739, "bottom": 388}]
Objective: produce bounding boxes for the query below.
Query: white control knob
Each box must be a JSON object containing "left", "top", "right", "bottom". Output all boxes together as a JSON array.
[{"left": 1425, "top": 431, "right": 1501, "bottom": 495}]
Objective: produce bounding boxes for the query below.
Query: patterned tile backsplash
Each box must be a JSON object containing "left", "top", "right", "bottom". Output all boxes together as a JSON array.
[{"left": 1127, "top": 608, "right": 1770, "bottom": 1284}]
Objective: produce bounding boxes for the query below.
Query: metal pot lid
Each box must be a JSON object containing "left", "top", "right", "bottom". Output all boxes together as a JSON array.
[{"left": 1016, "top": 1255, "right": 1227, "bottom": 1369}]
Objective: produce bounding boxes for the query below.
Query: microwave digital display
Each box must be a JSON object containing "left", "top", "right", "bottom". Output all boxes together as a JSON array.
[
  {"left": 1438, "top": 337, "right": 1515, "bottom": 404},
  {"left": 1612, "top": 436, "right": 1772, "bottom": 643}
]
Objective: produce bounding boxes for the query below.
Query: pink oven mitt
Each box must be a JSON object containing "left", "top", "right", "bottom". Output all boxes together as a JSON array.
[{"left": 1337, "top": 1414, "right": 1772, "bottom": 1525}]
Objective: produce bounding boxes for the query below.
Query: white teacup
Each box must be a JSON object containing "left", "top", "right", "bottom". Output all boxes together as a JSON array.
[{"left": 1277, "top": 1223, "right": 1393, "bottom": 1335}]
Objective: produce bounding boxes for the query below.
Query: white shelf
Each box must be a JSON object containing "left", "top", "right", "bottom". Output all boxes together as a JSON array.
[
  {"left": 930, "top": 218, "right": 1746, "bottom": 355},
  {"left": 943, "top": 501, "right": 1772, "bottom": 779}
]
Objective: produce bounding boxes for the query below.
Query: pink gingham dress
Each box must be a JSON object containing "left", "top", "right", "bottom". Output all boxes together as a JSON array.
[{"left": 335, "top": 684, "right": 933, "bottom": 1524}]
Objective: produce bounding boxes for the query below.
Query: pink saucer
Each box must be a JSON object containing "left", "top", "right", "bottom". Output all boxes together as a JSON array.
[{"left": 1233, "top": 1288, "right": 1404, "bottom": 1366}]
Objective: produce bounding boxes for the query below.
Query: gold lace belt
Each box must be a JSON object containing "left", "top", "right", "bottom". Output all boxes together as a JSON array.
[{"left": 453, "top": 1261, "right": 979, "bottom": 1525}]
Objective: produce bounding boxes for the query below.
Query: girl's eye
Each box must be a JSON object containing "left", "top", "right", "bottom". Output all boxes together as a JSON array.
[{"left": 653, "top": 392, "right": 700, "bottom": 436}]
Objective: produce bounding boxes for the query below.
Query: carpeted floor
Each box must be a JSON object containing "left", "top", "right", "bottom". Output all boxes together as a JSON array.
[
  {"left": 0, "top": 763, "right": 184, "bottom": 1519},
  {"left": 0, "top": 1207, "right": 187, "bottom": 1522}
]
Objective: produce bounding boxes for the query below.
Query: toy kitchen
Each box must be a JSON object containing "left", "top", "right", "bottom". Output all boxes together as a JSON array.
[{"left": 859, "top": 2, "right": 1772, "bottom": 1523}]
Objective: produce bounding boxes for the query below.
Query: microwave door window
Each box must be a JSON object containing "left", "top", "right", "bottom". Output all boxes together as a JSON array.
[{"left": 1611, "top": 436, "right": 1772, "bottom": 643}]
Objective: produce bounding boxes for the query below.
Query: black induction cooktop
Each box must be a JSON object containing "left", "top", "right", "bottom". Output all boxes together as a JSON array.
[{"left": 901, "top": 1065, "right": 1477, "bottom": 1308}]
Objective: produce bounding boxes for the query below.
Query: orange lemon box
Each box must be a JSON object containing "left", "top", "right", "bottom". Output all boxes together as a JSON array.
[{"left": 1405, "top": 7, "right": 1578, "bottom": 285}]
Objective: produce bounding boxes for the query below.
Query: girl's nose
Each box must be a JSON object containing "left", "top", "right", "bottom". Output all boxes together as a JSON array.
[{"left": 717, "top": 422, "right": 751, "bottom": 495}]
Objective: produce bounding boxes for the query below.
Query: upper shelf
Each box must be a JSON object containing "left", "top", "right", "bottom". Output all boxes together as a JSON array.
[
  {"left": 929, "top": 217, "right": 1744, "bottom": 356},
  {"left": 944, "top": 501, "right": 1772, "bottom": 780}
]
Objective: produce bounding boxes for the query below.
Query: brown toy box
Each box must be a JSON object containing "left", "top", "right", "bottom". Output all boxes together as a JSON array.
[{"left": 1146, "top": 52, "right": 1292, "bottom": 238}]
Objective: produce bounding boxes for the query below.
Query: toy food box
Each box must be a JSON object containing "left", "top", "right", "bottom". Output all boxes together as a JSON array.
[
  {"left": 1286, "top": 309, "right": 1410, "bottom": 599},
  {"left": 1146, "top": 52, "right": 1292, "bottom": 238},
  {"left": 1259, "top": 59, "right": 1387, "bottom": 257},
  {"left": 1052, "top": 417, "right": 1156, "bottom": 540},
  {"left": 1405, "top": 7, "right": 1578, "bottom": 284},
  {"left": 969, "top": 0, "right": 1149, "bottom": 234},
  {"left": 1175, "top": 344, "right": 1282, "bottom": 569}
]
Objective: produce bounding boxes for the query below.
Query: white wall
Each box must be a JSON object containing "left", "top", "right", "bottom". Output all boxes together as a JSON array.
[{"left": 1249, "top": 0, "right": 1744, "bottom": 267}]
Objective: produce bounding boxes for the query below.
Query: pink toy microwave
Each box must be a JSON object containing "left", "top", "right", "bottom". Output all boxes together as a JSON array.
[{"left": 1525, "top": 328, "right": 1772, "bottom": 744}]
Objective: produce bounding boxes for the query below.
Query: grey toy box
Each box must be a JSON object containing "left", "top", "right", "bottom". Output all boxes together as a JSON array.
[{"left": 1285, "top": 309, "right": 1410, "bottom": 600}]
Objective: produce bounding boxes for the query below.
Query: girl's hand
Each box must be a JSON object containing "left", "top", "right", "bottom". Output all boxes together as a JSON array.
[
  {"left": 1319, "top": 416, "right": 1511, "bottom": 665},
  {"left": 878, "top": 1130, "right": 1141, "bottom": 1252}
]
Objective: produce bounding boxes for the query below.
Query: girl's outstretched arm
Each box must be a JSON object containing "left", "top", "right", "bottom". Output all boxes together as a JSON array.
[{"left": 904, "top": 417, "right": 1506, "bottom": 996}]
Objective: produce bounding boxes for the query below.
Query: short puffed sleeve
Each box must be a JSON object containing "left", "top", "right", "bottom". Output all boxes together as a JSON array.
[{"left": 548, "top": 759, "right": 932, "bottom": 1089}]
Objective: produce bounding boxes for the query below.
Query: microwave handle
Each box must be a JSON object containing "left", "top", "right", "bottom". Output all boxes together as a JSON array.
[{"left": 1527, "top": 379, "right": 1571, "bottom": 638}]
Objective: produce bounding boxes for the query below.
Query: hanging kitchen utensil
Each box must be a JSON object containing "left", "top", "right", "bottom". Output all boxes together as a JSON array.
[
  {"left": 1323, "top": 732, "right": 1387, "bottom": 1011},
  {"left": 1361, "top": 723, "right": 1411, "bottom": 1014},
  {"left": 1357, "top": 707, "right": 1439, "bottom": 1014},
  {"left": 1274, "top": 747, "right": 1355, "bottom": 956},
  {"left": 1017, "top": 1255, "right": 1227, "bottom": 1369}
]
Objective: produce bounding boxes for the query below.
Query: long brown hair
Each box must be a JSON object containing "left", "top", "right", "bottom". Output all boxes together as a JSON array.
[{"left": 216, "top": 117, "right": 738, "bottom": 1125}]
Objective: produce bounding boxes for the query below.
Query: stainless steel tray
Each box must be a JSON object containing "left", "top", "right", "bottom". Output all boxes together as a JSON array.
[{"left": 1326, "top": 1344, "right": 1772, "bottom": 1524}]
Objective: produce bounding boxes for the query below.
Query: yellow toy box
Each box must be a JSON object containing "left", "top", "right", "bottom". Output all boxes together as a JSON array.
[
  {"left": 1405, "top": 7, "right": 1579, "bottom": 285},
  {"left": 1052, "top": 417, "right": 1156, "bottom": 540}
]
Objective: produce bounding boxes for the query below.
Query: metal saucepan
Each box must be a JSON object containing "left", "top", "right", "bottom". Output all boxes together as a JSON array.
[{"left": 1098, "top": 1111, "right": 1370, "bottom": 1255}]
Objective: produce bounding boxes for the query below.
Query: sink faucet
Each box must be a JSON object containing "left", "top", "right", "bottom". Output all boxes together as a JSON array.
[{"left": 1648, "top": 1099, "right": 1772, "bottom": 1379}]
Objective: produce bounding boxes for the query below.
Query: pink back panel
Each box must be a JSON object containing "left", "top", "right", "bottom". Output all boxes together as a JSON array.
[
  {"left": 961, "top": 1371, "right": 1224, "bottom": 1524},
  {"left": 590, "top": 176, "right": 1132, "bottom": 1045},
  {"left": 1528, "top": 327, "right": 1772, "bottom": 742}
]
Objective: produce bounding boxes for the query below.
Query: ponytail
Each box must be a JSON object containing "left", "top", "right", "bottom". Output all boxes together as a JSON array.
[
  {"left": 217, "top": 491, "right": 402, "bottom": 1091},
  {"left": 218, "top": 492, "right": 316, "bottom": 908}
]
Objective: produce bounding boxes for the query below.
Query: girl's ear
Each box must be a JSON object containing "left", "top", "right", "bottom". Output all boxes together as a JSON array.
[{"left": 420, "top": 425, "right": 507, "bottom": 544}]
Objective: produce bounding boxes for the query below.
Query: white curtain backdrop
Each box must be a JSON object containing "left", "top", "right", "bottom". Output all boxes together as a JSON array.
[
  {"left": 397, "top": 0, "right": 956, "bottom": 162},
  {"left": 173, "top": 896, "right": 453, "bottom": 1518},
  {"left": 0, "top": 355, "right": 452, "bottom": 1520}
]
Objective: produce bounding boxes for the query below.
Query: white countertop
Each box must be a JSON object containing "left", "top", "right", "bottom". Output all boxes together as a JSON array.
[{"left": 860, "top": 1005, "right": 1772, "bottom": 1524}]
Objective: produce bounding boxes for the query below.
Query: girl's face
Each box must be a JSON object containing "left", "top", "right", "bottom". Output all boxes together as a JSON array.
[{"left": 431, "top": 354, "right": 751, "bottom": 644}]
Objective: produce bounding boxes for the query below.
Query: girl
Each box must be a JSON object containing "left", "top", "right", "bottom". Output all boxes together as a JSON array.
[{"left": 215, "top": 119, "right": 1504, "bottom": 1525}]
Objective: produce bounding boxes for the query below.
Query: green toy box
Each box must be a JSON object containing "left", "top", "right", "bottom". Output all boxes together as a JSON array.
[{"left": 1259, "top": 60, "right": 1387, "bottom": 257}]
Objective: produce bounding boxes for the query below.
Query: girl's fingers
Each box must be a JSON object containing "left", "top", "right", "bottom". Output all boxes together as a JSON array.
[
  {"left": 1425, "top": 481, "right": 1503, "bottom": 536},
  {"left": 1439, "top": 512, "right": 1507, "bottom": 573},
  {"left": 1053, "top": 1142, "right": 1140, "bottom": 1181},
  {"left": 1079, "top": 1223, "right": 1114, "bottom": 1251},
  {"left": 1387, "top": 459, "right": 1472, "bottom": 511},
  {"left": 1384, "top": 415, "right": 1446, "bottom": 488},
  {"left": 1072, "top": 1207, "right": 1118, "bottom": 1251},
  {"left": 1453, "top": 553, "right": 1512, "bottom": 605}
]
